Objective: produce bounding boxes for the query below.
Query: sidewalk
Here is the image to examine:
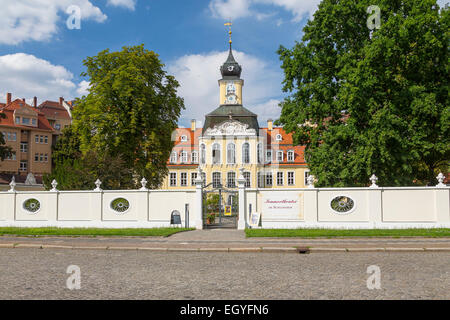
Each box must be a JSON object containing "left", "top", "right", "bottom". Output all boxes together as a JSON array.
[{"left": 1, "top": 229, "right": 450, "bottom": 253}]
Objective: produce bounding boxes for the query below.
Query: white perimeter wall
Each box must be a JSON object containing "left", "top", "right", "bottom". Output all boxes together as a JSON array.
[
  {"left": 0, "top": 189, "right": 197, "bottom": 228},
  {"left": 249, "top": 187, "right": 450, "bottom": 229},
  {"left": 0, "top": 186, "right": 449, "bottom": 229}
]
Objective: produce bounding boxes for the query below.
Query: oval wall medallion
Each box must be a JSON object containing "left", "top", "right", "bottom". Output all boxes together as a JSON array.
[
  {"left": 23, "top": 198, "right": 41, "bottom": 214},
  {"left": 330, "top": 196, "right": 355, "bottom": 214},
  {"left": 110, "top": 198, "right": 130, "bottom": 214}
]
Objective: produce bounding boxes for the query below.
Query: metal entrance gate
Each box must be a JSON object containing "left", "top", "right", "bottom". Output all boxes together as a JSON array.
[{"left": 203, "top": 183, "right": 238, "bottom": 229}]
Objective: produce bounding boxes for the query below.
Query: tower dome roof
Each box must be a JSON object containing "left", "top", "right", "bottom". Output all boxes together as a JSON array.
[{"left": 220, "top": 46, "right": 242, "bottom": 79}]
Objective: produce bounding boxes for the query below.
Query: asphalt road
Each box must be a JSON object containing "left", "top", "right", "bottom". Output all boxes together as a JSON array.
[{"left": 0, "top": 248, "right": 449, "bottom": 299}]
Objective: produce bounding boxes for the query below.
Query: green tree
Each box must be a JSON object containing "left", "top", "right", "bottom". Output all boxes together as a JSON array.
[
  {"left": 73, "top": 44, "right": 184, "bottom": 188},
  {"left": 44, "top": 126, "right": 135, "bottom": 190},
  {"left": 277, "top": 0, "right": 449, "bottom": 187},
  {"left": 0, "top": 113, "right": 12, "bottom": 160}
]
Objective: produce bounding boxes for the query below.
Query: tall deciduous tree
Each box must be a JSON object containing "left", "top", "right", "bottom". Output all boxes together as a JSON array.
[
  {"left": 0, "top": 113, "right": 12, "bottom": 160},
  {"left": 277, "top": 0, "right": 449, "bottom": 186},
  {"left": 73, "top": 45, "right": 184, "bottom": 188}
]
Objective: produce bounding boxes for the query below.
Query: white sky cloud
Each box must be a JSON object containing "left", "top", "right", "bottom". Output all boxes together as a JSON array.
[
  {"left": 107, "top": 0, "right": 137, "bottom": 11},
  {"left": 0, "top": 53, "right": 78, "bottom": 103},
  {"left": 209, "top": 0, "right": 321, "bottom": 21},
  {"left": 0, "top": 0, "right": 136, "bottom": 45},
  {"left": 76, "top": 80, "right": 91, "bottom": 97},
  {"left": 168, "top": 50, "right": 283, "bottom": 126}
]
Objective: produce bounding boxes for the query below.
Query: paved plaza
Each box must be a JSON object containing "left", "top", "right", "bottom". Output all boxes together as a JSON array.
[{"left": 0, "top": 248, "right": 449, "bottom": 299}]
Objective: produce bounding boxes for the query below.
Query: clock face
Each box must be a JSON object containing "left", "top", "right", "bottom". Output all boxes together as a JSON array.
[{"left": 226, "top": 94, "right": 237, "bottom": 104}]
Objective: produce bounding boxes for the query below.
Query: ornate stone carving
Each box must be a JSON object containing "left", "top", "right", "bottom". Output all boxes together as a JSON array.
[{"left": 204, "top": 120, "right": 256, "bottom": 136}]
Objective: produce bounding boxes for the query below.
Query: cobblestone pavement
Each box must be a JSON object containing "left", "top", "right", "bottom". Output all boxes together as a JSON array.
[{"left": 0, "top": 248, "right": 448, "bottom": 299}]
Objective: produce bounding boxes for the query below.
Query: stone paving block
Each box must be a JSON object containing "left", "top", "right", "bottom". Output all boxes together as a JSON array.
[
  {"left": 385, "top": 247, "right": 425, "bottom": 252},
  {"left": 229, "top": 247, "right": 262, "bottom": 252}
]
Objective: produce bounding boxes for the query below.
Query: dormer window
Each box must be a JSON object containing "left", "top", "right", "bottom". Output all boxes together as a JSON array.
[
  {"left": 15, "top": 117, "right": 20, "bottom": 124},
  {"left": 287, "top": 150, "right": 294, "bottom": 162},
  {"left": 276, "top": 134, "right": 282, "bottom": 141},
  {"left": 22, "top": 117, "right": 30, "bottom": 125},
  {"left": 170, "top": 151, "right": 177, "bottom": 163},
  {"left": 180, "top": 135, "right": 188, "bottom": 142}
]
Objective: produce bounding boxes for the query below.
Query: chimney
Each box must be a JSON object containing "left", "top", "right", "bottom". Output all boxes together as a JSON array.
[
  {"left": 22, "top": 98, "right": 26, "bottom": 104},
  {"left": 267, "top": 119, "right": 273, "bottom": 131},
  {"left": 6, "top": 93, "right": 11, "bottom": 104},
  {"left": 33, "top": 97, "right": 37, "bottom": 108},
  {"left": 59, "top": 97, "right": 64, "bottom": 106},
  {"left": 191, "top": 119, "right": 196, "bottom": 132}
]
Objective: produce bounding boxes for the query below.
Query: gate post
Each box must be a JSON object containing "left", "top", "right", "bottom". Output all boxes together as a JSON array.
[
  {"left": 237, "top": 168, "right": 247, "bottom": 230},
  {"left": 194, "top": 168, "right": 204, "bottom": 230}
]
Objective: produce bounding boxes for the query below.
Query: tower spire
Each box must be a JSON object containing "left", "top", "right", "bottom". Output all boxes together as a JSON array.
[{"left": 224, "top": 20, "right": 232, "bottom": 50}]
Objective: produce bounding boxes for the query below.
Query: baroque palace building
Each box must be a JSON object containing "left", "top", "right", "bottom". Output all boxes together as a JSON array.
[{"left": 161, "top": 42, "right": 310, "bottom": 190}]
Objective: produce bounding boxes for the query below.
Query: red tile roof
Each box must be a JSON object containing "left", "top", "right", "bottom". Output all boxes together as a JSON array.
[
  {"left": 0, "top": 99, "right": 54, "bottom": 132},
  {"left": 38, "top": 100, "right": 71, "bottom": 120}
]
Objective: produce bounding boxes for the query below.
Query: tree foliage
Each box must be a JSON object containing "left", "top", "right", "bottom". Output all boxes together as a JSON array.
[
  {"left": 277, "top": 0, "right": 449, "bottom": 186},
  {"left": 0, "top": 113, "right": 12, "bottom": 161},
  {"left": 52, "top": 44, "right": 184, "bottom": 189}
]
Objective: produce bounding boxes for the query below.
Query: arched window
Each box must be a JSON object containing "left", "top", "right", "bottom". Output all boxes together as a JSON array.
[
  {"left": 170, "top": 151, "right": 177, "bottom": 163},
  {"left": 242, "top": 142, "right": 250, "bottom": 164},
  {"left": 227, "top": 143, "right": 236, "bottom": 164},
  {"left": 257, "top": 143, "right": 263, "bottom": 164},
  {"left": 227, "top": 171, "right": 236, "bottom": 188},
  {"left": 200, "top": 144, "right": 206, "bottom": 164},
  {"left": 212, "top": 143, "right": 221, "bottom": 164}
]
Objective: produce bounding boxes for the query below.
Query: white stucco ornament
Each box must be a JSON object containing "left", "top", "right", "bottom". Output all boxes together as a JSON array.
[
  {"left": 369, "top": 174, "right": 379, "bottom": 188},
  {"left": 94, "top": 179, "right": 102, "bottom": 191},
  {"left": 50, "top": 179, "right": 58, "bottom": 192},
  {"left": 140, "top": 177, "right": 148, "bottom": 191},
  {"left": 8, "top": 176, "right": 16, "bottom": 192},
  {"left": 436, "top": 172, "right": 445, "bottom": 187},
  {"left": 205, "top": 120, "right": 256, "bottom": 136}
]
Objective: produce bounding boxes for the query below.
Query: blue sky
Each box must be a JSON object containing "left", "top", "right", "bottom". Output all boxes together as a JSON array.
[{"left": 0, "top": 0, "right": 446, "bottom": 127}]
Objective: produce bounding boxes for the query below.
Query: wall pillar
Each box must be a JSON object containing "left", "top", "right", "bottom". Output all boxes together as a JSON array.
[
  {"left": 237, "top": 168, "right": 247, "bottom": 230},
  {"left": 194, "top": 169, "right": 204, "bottom": 230}
]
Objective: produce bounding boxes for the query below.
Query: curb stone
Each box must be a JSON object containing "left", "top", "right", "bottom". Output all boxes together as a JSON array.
[
  {"left": 308, "top": 247, "right": 347, "bottom": 252},
  {"left": 346, "top": 248, "right": 386, "bottom": 252},
  {"left": 385, "top": 247, "right": 425, "bottom": 252}
]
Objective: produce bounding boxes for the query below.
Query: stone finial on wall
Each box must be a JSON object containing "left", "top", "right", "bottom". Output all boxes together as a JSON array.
[
  {"left": 50, "top": 179, "right": 58, "bottom": 192},
  {"left": 369, "top": 174, "right": 379, "bottom": 188},
  {"left": 94, "top": 179, "right": 102, "bottom": 191},
  {"left": 8, "top": 176, "right": 16, "bottom": 192},
  {"left": 436, "top": 172, "right": 446, "bottom": 187},
  {"left": 140, "top": 177, "right": 148, "bottom": 191}
]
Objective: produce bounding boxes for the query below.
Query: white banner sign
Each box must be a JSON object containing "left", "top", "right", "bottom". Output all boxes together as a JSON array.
[{"left": 261, "top": 193, "right": 304, "bottom": 220}]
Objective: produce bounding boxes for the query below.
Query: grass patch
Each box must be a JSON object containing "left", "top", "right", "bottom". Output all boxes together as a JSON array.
[
  {"left": 245, "top": 228, "right": 450, "bottom": 238},
  {"left": 0, "top": 227, "right": 194, "bottom": 237}
]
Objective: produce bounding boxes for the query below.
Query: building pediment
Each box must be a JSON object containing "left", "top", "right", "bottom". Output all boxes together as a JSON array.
[{"left": 204, "top": 120, "right": 256, "bottom": 136}]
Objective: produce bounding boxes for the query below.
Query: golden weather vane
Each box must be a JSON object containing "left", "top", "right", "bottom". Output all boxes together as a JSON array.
[{"left": 224, "top": 20, "right": 232, "bottom": 46}]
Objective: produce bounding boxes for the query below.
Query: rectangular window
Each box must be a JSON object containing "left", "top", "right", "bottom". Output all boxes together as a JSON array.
[
  {"left": 227, "top": 172, "right": 236, "bottom": 188},
  {"left": 191, "top": 172, "right": 198, "bottom": 186},
  {"left": 44, "top": 154, "right": 48, "bottom": 162},
  {"left": 170, "top": 173, "right": 177, "bottom": 187},
  {"left": 257, "top": 172, "right": 264, "bottom": 188},
  {"left": 212, "top": 172, "right": 221, "bottom": 188},
  {"left": 22, "top": 117, "right": 30, "bottom": 125},
  {"left": 40, "top": 135, "right": 43, "bottom": 143},
  {"left": 15, "top": 117, "right": 20, "bottom": 124},
  {"left": 40, "top": 154, "right": 43, "bottom": 162},
  {"left": 266, "top": 150, "right": 272, "bottom": 162},
  {"left": 35, "top": 135, "right": 39, "bottom": 143},
  {"left": 180, "top": 172, "right": 187, "bottom": 186},
  {"left": 6, "top": 152, "right": 16, "bottom": 161},
  {"left": 8, "top": 132, "right": 16, "bottom": 141},
  {"left": 191, "top": 152, "right": 198, "bottom": 164},
  {"left": 287, "top": 150, "right": 294, "bottom": 162},
  {"left": 277, "top": 151, "right": 284, "bottom": 162},
  {"left": 181, "top": 152, "right": 188, "bottom": 163},
  {"left": 277, "top": 172, "right": 284, "bottom": 186},
  {"left": 55, "top": 123, "right": 61, "bottom": 130},
  {"left": 304, "top": 170, "right": 310, "bottom": 186},
  {"left": 244, "top": 172, "right": 251, "bottom": 188},
  {"left": 288, "top": 172, "right": 295, "bottom": 186},
  {"left": 32, "top": 118, "right": 37, "bottom": 126},
  {"left": 44, "top": 136, "right": 48, "bottom": 144},
  {"left": 35, "top": 153, "right": 39, "bottom": 162},
  {"left": 19, "top": 161, "right": 27, "bottom": 171},
  {"left": 20, "top": 142, "right": 28, "bottom": 153},
  {"left": 265, "top": 172, "right": 273, "bottom": 187}
]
